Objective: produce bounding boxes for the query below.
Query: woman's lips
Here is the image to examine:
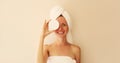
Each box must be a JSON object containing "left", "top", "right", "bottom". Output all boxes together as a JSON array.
[{"left": 57, "top": 31, "right": 64, "bottom": 34}]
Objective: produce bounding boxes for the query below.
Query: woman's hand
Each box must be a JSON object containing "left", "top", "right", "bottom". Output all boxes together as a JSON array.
[
  {"left": 41, "top": 19, "right": 54, "bottom": 37},
  {"left": 37, "top": 19, "right": 54, "bottom": 63}
]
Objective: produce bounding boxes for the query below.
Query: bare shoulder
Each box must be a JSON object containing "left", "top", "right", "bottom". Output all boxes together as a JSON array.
[
  {"left": 71, "top": 44, "right": 81, "bottom": 53},
  {"left": 71, "top": 44, "right": 81, "bottom": 63},
  {"left": 43, "top": 44, "right": 51, "bottom": 50},
  {"left": 43, "top": 45, "right": 51, "bottom": 57}
]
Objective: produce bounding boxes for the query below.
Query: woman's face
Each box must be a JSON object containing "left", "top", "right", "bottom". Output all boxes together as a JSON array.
[{"left": 54, "top": 16, "right": 69, "bottom": 38}]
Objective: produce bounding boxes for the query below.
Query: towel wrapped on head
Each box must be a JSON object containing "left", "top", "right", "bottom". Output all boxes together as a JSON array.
[
  {"left": 49, "top": 6, "right": 72, "bottom": 30},
  {"left": 50, "top": 6, "right": 73, "bottom": 43},
  {"left": 45, "top": 6, "right": 73, "bottom": 44}
]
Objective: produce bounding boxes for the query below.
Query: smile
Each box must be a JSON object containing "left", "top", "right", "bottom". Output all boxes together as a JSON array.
[{"left": 57, "top": 31, "right": 64, "bottom": 34}]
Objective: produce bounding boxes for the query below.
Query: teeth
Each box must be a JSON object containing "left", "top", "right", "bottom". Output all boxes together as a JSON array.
[{"left": 58, "top": 32, "right": 64, "bottom": 34}]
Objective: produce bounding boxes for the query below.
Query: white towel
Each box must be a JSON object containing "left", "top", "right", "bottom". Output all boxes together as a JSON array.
[
  {"left": 47, "top": 56, "right": 76, "bottom": 63},
  {"left": 44, "top": 6, "right": 73, "bottom": 44},
  {"left": 49, "top": 6, "right": 72, "bottom": 30}
]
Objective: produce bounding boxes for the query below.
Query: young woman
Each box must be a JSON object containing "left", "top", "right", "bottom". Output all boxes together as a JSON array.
[{"left": 37, "top": 6, "right": 81, "bottom": 63}]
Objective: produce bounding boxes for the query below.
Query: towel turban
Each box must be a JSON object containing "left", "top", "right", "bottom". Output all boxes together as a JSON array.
[{"left": 44, "top": 6, "right": 73, "bottom": 44}]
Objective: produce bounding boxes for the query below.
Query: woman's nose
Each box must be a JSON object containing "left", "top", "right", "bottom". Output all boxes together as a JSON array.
[{"left": 58, "top": 26, "right": 63, "bottom": 30}]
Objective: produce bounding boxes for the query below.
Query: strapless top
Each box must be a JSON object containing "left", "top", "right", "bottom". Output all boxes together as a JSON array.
[{"left": 47, "top": 56, "right": 76, "bottom": 63}]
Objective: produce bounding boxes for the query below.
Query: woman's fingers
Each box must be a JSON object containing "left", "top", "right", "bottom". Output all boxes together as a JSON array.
[{"left": 43, "top": 19, "right": 54, "bottom": 37}]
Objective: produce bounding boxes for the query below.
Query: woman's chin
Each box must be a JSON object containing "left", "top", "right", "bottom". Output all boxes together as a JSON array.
[{"left": 55, "top": 33, "right": 66, "bottom": 38}]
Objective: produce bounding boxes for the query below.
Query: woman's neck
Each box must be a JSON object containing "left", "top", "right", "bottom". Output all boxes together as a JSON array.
[{"left": 54, "top": 36, "right": 68, "bottom": 46}]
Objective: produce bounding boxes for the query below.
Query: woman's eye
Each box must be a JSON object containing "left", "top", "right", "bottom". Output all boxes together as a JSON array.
[{"left": 62, "top": 23, "right": 66, "bottom": 26}]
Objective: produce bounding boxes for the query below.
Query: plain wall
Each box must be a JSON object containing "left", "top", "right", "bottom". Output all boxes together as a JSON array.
[{"left": 0, "top": 0, "right": 120, "bottom": 63}]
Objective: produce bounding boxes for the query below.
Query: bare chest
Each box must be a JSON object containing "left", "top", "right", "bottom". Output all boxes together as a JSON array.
[{"left": 48, "top": 45, "right": 75, "bottom": 58}]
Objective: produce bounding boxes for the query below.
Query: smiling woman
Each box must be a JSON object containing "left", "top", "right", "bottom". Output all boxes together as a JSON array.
[{"left": 37, "top": 6, "right": 81, "bottom": 63}]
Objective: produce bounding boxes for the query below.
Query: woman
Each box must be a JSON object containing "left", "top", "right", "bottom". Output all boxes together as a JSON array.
[{"left": 37, "top": 6, "right": 81, "bottom": 63}]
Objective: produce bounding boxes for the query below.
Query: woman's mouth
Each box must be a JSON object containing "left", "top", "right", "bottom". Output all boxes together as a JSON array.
[{"left": 57, "top": 31, "right": 64, "bottom": 34}]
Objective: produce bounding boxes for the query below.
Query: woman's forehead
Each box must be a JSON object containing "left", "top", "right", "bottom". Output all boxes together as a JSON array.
[{"left": 57, "top": 16, "right": 67, "bottom": 24}]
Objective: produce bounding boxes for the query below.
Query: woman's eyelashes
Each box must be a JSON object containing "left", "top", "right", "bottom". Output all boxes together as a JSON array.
[{"left": 61, "top": 23, "right": 67, "bottom": 27}]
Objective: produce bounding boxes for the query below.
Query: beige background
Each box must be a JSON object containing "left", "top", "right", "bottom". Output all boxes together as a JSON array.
[{"left": 0, "top": 0, "right": 120, "bottom": 63}]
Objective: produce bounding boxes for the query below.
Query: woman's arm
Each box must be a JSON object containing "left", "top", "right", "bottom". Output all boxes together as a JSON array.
[
  {"left": 37, "top": 21, "right": 46, "bottom": 63},
  {"left": 37, "top": 32, "right": 45, "bottom": 63},
  {"left": 75, "top": 47, "right": 81, "bottom": 63},
  {"left": 72, "top": 45, "right": 81, "bottom": 63},
  {"left": 37, "top": 20, "right": 52, "bottom": 63}
]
